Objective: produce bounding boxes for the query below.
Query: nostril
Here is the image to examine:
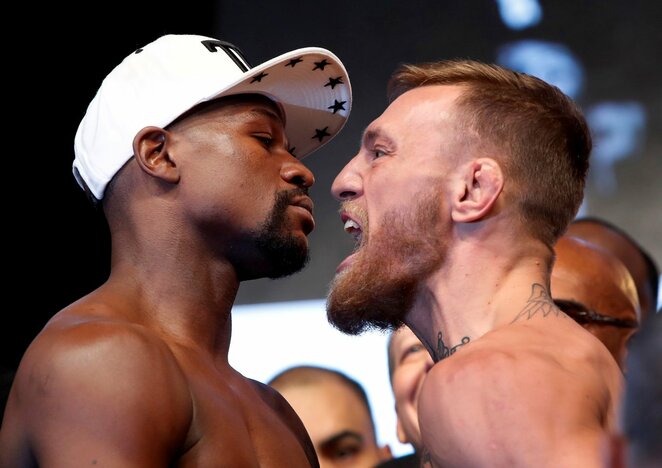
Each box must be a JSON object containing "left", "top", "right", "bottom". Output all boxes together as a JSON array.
[
  {"left": 290, "top": 175, "right": 307, "bottom": 188},
  {"left": 338, "top": 190, "right": 356, "bottom": 199}
]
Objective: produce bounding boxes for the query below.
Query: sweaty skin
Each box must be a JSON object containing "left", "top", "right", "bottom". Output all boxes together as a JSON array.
[
  {"left": 567, "top": 220, "right": 656, "bottom": 319},
  {"left": 0, "top": 97, "right": 318, "bottom": 467},
  {"left": 551, "top": 235, "right": 640, "bottom": 369}
]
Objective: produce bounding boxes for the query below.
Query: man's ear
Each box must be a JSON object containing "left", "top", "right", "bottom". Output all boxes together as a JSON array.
[
  {"left": 132, "top": 126, "right": 180, "bottom": 186},
  {"left": 451, "top": 157, "right": 503, "bottom": 223}
]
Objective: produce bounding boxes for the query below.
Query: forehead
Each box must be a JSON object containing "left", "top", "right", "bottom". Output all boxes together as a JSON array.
[
  {"left": 280, "top": 379, "right": 373, "bottom": 437},
  {"left": 364, "top": 85, "right": 464, "bottom": 154},
  {"left": 552, "top": 237, "right": 639, "bottom": 319},
  {"left": 377, "top": 84, "right": 463, "bottom": 125},
  {"left": 172, "top": 94, "right": 284, "bottom": 128}
]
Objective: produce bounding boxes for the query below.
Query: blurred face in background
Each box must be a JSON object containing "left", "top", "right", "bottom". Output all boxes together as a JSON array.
[
  {"left": 388, "top": 326, "right": 434, "bottom": 450},
  {"left": 277, "top": 377, "right": 391, "bottom": 467}
]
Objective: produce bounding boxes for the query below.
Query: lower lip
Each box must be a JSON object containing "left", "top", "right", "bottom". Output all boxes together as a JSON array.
[
  {"left": 336, "top": 252, "right": 358, "bottom": 274},
  {"left": 289, "top": 205, "right": 315, "bottom": 230}
]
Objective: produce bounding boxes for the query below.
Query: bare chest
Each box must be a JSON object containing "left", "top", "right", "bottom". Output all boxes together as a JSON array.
[{"left": 175, "top": 367, "right": 314, "bottom": 467}]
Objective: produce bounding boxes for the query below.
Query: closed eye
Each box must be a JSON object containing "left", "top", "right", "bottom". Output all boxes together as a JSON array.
[
  {"left": 255, "top": 135, "right": 274, "bottom": 147},
  {"left": 400, "top": 343, "right": 425, "bottom": 362}
]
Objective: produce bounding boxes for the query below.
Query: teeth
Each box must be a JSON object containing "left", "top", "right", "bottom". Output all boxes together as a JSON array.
[{"left": 344, "top": 219, "right": 361, "bottom": 232}]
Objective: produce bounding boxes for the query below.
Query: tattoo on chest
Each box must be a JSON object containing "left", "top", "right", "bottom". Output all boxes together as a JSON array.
[
  {"left": 510, "top": 283, "right": 560, "bottom": 323},
  {"left": 434, "top": 331, "right": 471, "bottom": 362}
]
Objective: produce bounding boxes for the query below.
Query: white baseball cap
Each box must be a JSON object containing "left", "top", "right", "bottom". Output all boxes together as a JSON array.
[{"left": 73, "top": 34, "right": 352, "bottom": 200}]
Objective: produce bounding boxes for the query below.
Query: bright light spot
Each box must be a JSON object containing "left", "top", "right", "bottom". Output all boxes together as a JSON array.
[
  {"left": 496, "top": 0, "right": 542, "bottom": 30},
  {"left": 497, "top": 40, "right": 584, "bottom": 99},
  {"left": 229, "top": 299, "right": 413, "bottom": 456},
  {"left": 587, "top": 101, "right": 646, "bottom": 195}
]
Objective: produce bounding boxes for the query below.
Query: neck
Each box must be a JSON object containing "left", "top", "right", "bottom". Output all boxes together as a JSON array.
[
  {"left": 406, "top": 231, "right": 553, "bottom": 362},
  {"left": 103, "top": 219, "right": 240, "bottom": 359}
]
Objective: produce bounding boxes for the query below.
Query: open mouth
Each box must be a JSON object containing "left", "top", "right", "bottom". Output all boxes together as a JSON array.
[
  {"left": 336, "top": 210, "right": 366, "bottom": 273},
  {"left": 341, "top": 212, "right": 364, "bottom": 250}
]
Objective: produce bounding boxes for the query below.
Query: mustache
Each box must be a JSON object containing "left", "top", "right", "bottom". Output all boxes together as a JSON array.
[
  {"left": 276, "top": 187, "right": 310, "bottom": 207},
  {"left": 286, "top": 187, "right": 309, "bottom": 199}
]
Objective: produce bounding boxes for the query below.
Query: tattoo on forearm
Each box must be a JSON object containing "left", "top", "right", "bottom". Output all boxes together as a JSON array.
[
  {"left": 510, "top": 283, "right": 560, "bottom": 323},
  {"left": 434, "top": 331, "right": 470, "bottom": 362}
]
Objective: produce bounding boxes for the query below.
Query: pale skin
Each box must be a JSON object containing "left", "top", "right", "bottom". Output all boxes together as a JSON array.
[
  {"left": 332, "top": 85, "right": 623, "bottom": 467},
  {"left": 273, "top": 374, "right": 392, "bottom": 468},
  {"left": 0, "top": 96, "right": 319, "bottom": 467},
  {"left": 388, "top": 325, "right": 433, "bottom": 451}
]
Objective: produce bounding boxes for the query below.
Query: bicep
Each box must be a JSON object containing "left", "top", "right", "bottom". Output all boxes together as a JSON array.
[{"left": 16, "top": 329, "right": 192, "bottom": 467}]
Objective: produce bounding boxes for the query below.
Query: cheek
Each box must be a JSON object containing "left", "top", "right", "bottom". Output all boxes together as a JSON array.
[{"left": 393, "top": 369, "right": 419, "bottom": 404}]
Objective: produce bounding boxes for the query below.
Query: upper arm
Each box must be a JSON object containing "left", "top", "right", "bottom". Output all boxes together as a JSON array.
[
  {"left": 3, "top": 322, "right": 192, "bottom": 467},
  {"left": 418, "top": 350, "right": 604, "bottom": 467},
  {"left": 254, "top": 382, "right": 319, "bottom": 468}
]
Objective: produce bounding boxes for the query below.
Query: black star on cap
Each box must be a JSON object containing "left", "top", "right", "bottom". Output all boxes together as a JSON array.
[
  {"left": 328, "top": 100, "right": 346, "bottom": 114},
  {"left": 313, "top": 59, "right": 330, "bottom": 71},
  {"left": 324, "top": 76, "right": 343, "bottom": 89},
  {"left": 286, "top": 57, "right": 304, "bottom": 67},
  {"left": 250, "top": 72, "right": 269, "bottom": 83},
  {"left": 312, "top": 127, "right": 331, "bottom": 142}
]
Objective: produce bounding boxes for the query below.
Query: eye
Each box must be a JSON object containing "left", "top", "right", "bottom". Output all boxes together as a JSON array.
[
  {"left": 401, "top": 343, "right": 425, "bottom": 361},
  {"left": 373, "top": 148, "right": 387, "bottom": 159},
  {"left": 255, "top": 135, "right": 274, "bottom": 147},
  {"left": 331, "top": 443, "right": 360, "bottom": 460}
]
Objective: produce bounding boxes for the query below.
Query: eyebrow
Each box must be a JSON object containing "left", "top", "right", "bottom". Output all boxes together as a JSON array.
[
  {"left": 247, "top": 107, "right": 291, "bottom": 150},
  {"left": 362, "top": 127, "right": 396, "bottom": 148},
  {"left": 248, "top": 107, "right": 284, "bottom": 124},
  {"left": 554, "top": 298, "right": 639, "bottom": 328},
  {"left": 319, "top": 430, "right": 364, "bottom": 449}
]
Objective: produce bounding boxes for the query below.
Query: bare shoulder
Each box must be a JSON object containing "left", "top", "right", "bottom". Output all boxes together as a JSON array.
[
  {"left": 419, "top": 322, "right": 621, "bottom": 467},
  {"left": 2, "top": 309, "right": 192, "bottom": 466},
  {"left": 249, "top": 379, "right": 319, "bottom": 467}
]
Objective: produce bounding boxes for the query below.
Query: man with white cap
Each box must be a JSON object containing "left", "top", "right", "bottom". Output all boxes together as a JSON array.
[{"left": 0, "top": 34, "right": 351, "bottom": 467}]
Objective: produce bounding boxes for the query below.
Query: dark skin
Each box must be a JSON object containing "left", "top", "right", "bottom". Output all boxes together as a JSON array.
[{"left": 0, "top": 95, "right": 319, "bottom": 467}]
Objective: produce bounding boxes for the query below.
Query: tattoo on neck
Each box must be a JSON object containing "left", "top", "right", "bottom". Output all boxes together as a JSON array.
[
  {"left": 434, "top": 331, "right": 470, "bottom": 362},
  {"left": 510, "top": 283, "right": 560, "bottom": 323}
]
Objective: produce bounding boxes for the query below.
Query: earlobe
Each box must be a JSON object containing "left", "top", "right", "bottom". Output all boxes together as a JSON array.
[
  {"left": 451, "top": 158, "right": 503, "bottom": 223},
  {"left": 132, "top": 126, "right": 180, "bottom": 186}
]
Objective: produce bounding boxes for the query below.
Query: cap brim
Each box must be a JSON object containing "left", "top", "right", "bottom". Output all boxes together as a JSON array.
[{"left": 203, "top": 48, "right": 351, "bottom": 158}]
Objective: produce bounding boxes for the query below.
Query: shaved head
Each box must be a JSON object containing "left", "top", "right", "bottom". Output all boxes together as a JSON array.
[{"left": 551, "top": 236, "right": 640, "bottom": 368}]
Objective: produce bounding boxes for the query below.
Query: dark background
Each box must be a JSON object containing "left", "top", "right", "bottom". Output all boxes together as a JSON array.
[{"left": 3, "top": 1, "right": 661, "bottom": 380}]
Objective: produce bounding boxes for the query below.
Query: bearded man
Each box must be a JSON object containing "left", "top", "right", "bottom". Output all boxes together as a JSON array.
[{"left": 327, "top": 60, "right": 621, "bottom": 467}]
